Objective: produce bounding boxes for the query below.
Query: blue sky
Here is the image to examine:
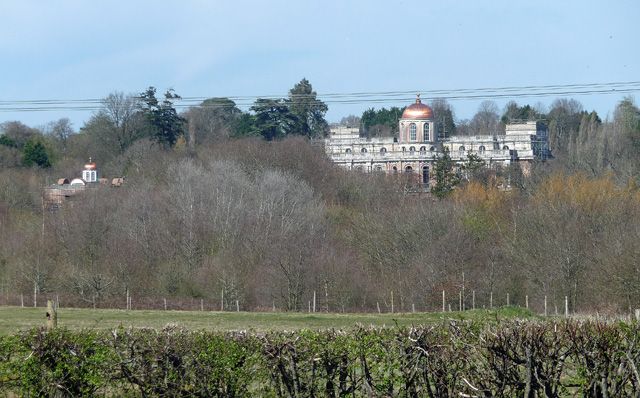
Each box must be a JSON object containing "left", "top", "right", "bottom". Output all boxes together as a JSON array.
[{"left": 1, "top": 0, "right": 638, "bottom": 129}]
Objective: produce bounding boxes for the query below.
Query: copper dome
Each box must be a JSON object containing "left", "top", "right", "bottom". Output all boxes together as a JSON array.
[
  {"left": 401, "top": 95, "right": 433, "bottom": 120},
  {"left": 84, "top": 157, "right": 96, "bottom": 170}
]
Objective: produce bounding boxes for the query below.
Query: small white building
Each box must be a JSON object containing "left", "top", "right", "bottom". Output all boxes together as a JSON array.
[
  {"left": 44, "top": 158, "right": 109, "bottom": 208},
  {"left": 81, "top": 158, "right": 98, "bottom": 183}
]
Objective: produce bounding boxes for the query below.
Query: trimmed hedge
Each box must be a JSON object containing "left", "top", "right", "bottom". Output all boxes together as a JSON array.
[{"left": 1, "top": 321, "right": 639, "bottom": 397}]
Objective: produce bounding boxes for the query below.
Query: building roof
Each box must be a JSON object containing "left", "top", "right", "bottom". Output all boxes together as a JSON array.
[
  {"left": 83, "top": 157, "right": 97, "bottom": 170},
  {"left": 401, "top": 94, "right": 433, "bottom": 120}
]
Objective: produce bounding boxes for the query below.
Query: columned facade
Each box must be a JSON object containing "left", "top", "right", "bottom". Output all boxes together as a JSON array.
[{"left": 324, "top": 94, "right": 549, "bottom": 187}]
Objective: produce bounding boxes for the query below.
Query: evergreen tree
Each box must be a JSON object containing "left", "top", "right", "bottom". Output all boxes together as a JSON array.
[
  {"left": 251, "top": 98, "right": 294, "bottom": 141},
  {"left": 22, "top": 139, "right": 51, "bottom": 168},
  {"left": 461, "top": 153, "right": 486, "bottom": 182},
  {"left": 287, "top": 78, "right": 328, "bottom": 138},
  {"left": 0, "top": 135, "right": 17, "bottom": 148},
  {"left": 431, "top": 148, "right": 460, "bottom": 198},
  {"left": 501, "top": 101, "right": 542, "bottom": 124},
  {"left": 360, "top": 107, "right": 405, "bottom": 137},
  {"left": 231, "top": 113, "right": 258, "bottom": 137},
  {"left": 139, "top": 87, "right": 186, "bottom": 148}
]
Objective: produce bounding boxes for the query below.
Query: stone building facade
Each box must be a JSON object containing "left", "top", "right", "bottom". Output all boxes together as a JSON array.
[{"left": 325, "top": 95, "right": 549, "bottom": 186}]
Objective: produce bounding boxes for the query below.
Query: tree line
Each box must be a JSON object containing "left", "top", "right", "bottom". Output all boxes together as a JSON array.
[
  {"left": 0, "top": 78, "right": 328, "bottom": 170},
  {"left": 0, "top": 81, "right": 639, "bottom": 313}
]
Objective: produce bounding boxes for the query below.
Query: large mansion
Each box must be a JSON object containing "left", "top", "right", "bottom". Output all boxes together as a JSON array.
[{"left": 325, "top": 95, "right": 549, "bottom": 185}]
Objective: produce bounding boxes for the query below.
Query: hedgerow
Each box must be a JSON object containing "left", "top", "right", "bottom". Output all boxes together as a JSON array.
[{"left": 0, "top": 321, "right": 639, "bottom": 397}]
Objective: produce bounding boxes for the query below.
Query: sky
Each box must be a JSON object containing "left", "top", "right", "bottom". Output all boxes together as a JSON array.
[{"left": 1, "top": 0, "right": 639, "bottom": 130}]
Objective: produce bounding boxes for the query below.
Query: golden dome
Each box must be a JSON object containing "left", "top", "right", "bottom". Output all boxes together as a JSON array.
[
  {"left": 401, "top": 94, "right": 433, "bottom": 120},
  {"left": 84, "top": 157, "right": 96, "bottom": 170}
]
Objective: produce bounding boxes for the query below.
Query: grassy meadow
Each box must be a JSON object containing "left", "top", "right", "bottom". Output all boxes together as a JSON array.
[{"left": 0, "top": 305, "right": 534, "bottom": 334}]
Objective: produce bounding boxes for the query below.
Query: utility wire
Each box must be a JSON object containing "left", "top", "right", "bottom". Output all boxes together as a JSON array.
[{"left": 1, "top": 81, "right": 639, "bottom": 113}]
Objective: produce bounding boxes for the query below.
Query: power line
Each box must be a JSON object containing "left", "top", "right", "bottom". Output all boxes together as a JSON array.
[{"left": 1, "top": 81, "right": 639, "bottom": 113}]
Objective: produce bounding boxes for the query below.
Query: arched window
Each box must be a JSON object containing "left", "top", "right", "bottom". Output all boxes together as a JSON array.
[
  {"left": 361, "top": 148, "right": 368, "bottom": 153},
  {"left": 405, "top": 165, "right": 413, "bottom": 173},
  {"left": 409, "top": 146, "right": 415, "bottom": 154},
  {"left": 423, "top": 123, "right": 430, "bottom": 141},
  {"left": 409, "top": 123, "right": 417, "bottom": 141},
  {"left": 503, "top": 145, "right": 509, "bottom": 150},
  {"left": 374, "top": 165, "right": 383, "bottom": 171},
  {"left": 429, "top": 146, "right": 435, "bottom": 152},
  {"left": 345, "top": 148, "right": 351, "bottom": 154},
  {"left": 392, "top": 166, "right": 398, "bottom": 174},
  {"left": 422, "top": 166, "right": 430, "bottom": 184},
  {"left": 402, "top": 147, "right": 406, "bottom": 152},
  {"left": 83, "top": 170, "right": 97, "bottom": 182},
  {"left": 478, "top": 145, "right": 486, "bottom": 153},
  {"left": 419, "top": 146, "right": 426, "bottom": 153},
  {"left": 380, "top": 147, "right": 387, "bottom": 154},
  {"left": 459, "top": 146, "right": 465, "bottom": 152}
]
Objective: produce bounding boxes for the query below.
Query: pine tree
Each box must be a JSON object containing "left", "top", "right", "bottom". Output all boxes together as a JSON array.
[
  {"left": 461, "top": 153, "right": 485, "bottom": 182},
  {"left": 22, "top": 139, "right": 51, "bottom": 168},
  {"left": 431, "top": 148, "right": 460, "bottom": 198},
  {"left": 139, "top": 87, "right": 186, "bottom": 148},
  {"left": 287, "top": 78, "right": 328, "bottom": 138}
]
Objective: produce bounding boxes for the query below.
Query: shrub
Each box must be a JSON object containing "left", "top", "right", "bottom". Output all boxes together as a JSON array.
[{"left": 1, "top": 321, "right": 639, "bottom": 396}]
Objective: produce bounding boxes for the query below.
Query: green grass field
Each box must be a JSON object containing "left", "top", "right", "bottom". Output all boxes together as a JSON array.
[{"left": 0, "top": 306, "right": 534, "bottom": 334}]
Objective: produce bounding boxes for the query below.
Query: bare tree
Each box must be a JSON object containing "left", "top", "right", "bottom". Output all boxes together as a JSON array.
[
  {"left": 0, "top": 121, "right": 41, "bottom": 148},
  {"left": 470, "top": 100, "right": 500, "bottom": 135},
  {"left": 46, "top": 118, "right": 75, "bottom": 153},
  {"left": 339, "top": 115, "right": 361, "bottom": 128},
  {"left": 83, "top": 92, "right": 144, "bottom": 155}
]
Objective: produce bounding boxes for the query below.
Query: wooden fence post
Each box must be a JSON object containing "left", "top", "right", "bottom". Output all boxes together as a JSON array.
[
  {"left": 313, "top": 291, "right": 316, "bottom": 313},
  {"left": 544, "top": 295, "right": 548, "bottom": 317},
  {"left": 236, "top": 300, "right": 239, "bottom": 312},
  {"left": 442, "top": 290, "right": 446, "bottom": 313},
  {"left": 324, "top": 281, "right": 329, "bottom": 313},
  {"left": 461, "top": 272, "right": 465, "bottom": 311},
  {"left": 390, "top": 291, "right": 394, "bottom": 314},
  {"left": 564, "top": 296, "right": 569, "bottom": 317},
  {"left": 525, "top": 295, "right": 529, "bottom": 309},
  {"left": 472, "top": 290, "right": 475, "bottom": 310},
  {"left": 200, "top": 298, "right": 204, "bottom": 311},
  {"left": 506, "top": 293, "right": 510, "bottom": 307},
  {"left": 46, "top": 300, "right": 57, "bottom": 330}
]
